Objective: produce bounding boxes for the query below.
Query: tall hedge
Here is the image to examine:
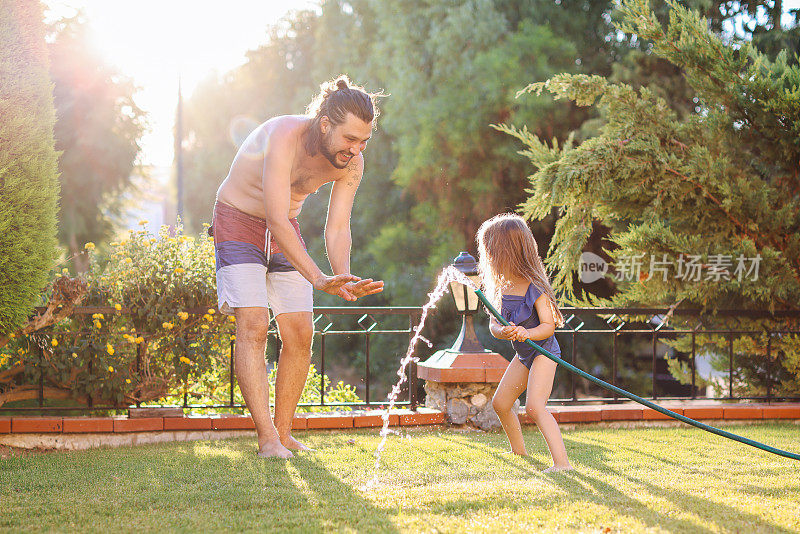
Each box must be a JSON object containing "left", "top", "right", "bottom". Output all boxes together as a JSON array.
[{"left": 0, "top": 0, "right": 60, "bottom": 332}]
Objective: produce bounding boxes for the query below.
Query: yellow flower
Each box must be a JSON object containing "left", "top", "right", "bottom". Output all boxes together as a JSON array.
[
  {"left": 108, "top": 366, "right": 114, "bottom": 372},
  {"left": 72, "top": 352, "right": 78, "bottom": 358},
  {"left": 61, "top": 268, "right": 69, "bottom": 275},
  {"left": 93, "top": 320, "right": 102, "bottom": 329},
  {"left": 114, "top": 304, "right": 122, "bottom": 311},
  {"left": 9, "top": 333, "right": 14, "bottom": 338},
  {"left": 84, "top": 242, "right": 95, "bottom": 250},
  {"left": 174, "top": 267, "right": 185, "bottom": 274},
  {"left": 207, "top": 308, "right": 215, "bottom": 315},
  {"left": 201, "top": 324, "right": 210, "bottom": 330},
  {"left": 124, "top": 258, "right": 133, "bottom": 264},
  {"left": 125, "top": 379, "right": 131, "bottom": 384},
  {"left": 203, "top": 314, "right": 212, "bottom": 322},
  {"left": 138, "top": 219, "right": 149, "bottom": 226},
  {"left": 178, "top": 311, "right": 189, "bottom": 321},
  {"left": 230, "top": 335, "right": 236, "bottom": 341},
  {"left": 179, "top": 356, "right": 192, "bottom": 365},
  {"left": 135, "top": 336, "right": 144, "bottom": 344},
  {"left": 162, "top": 322, "right": 174, "bottom": 330},
  {"left": 106, "top": 344, "right": 114, "bottom": 355},
  {"left": 51, "top": 338, "right": 58, "bottom": 347},
  {"left": 227, "top": 316, "right": 236, "bottom": 323}
]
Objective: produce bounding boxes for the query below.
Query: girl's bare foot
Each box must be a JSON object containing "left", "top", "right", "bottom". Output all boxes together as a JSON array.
[
  {"left": 257, "top": 440, "right": 293, "bottom": 459},
  {"left": 281, "top": 435, "right": 314, "bottom": 452},
  {"left": 542, "top": 464, "right": 573, "bottom": 473}
]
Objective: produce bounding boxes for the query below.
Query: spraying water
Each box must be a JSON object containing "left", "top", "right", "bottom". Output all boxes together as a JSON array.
[
  {"left": 363, "top": 264, "right": 798, "bottom": 489},
  {"left": 363, "top": 266, "right": 479, "bottom": 490}
]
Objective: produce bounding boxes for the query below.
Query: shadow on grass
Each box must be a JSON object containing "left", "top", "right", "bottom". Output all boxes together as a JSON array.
[
  {"left": 0, "top": 437, "right": 398, "bottom": 533},
  {"left": 182, "top": 441, "right": 398, "bottom": 533},
  {"left": 559, "top": 435, "right": 796, "bottom": 534},
  {"left": 436, "top": 433, "right": 549, "bottom": 475},
  {"left": 289, "top": 455, "right": 399, "bottom": 533}
]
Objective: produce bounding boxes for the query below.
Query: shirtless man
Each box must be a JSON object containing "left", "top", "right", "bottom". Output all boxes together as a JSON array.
[{"left": 211, "top": 76, "right": 384, "bottom": 459}]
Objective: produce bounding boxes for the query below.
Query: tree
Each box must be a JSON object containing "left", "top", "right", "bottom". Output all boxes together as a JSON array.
[
  {"left": 499, "top": 0, "right": 800, "bottom": 394},
  {"left": 372, "top": 0, "right": 618, "bottom": 250},
  {"left": 49, "top": 15, "right": 146, "bottom": 271},
  {"left": 0, "top": 0, "right": 60, "bottom": 332},
  {"left": 178, "top": 0, "right": 629, "bottom": 396}
]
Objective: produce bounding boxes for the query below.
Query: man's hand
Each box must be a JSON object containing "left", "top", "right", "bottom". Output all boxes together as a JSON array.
[
  {"left": 342, "top": 279, "right": 384, "bottom": 299},
  {"left": 313, "top": 275, "right": 385, "bottom": 301},
  {"left": 314, "top": 273, "right": 362, "bottom": 301}
]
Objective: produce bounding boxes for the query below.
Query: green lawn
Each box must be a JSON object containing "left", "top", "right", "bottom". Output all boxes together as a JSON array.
[{"left": 2, "top": 422, "right": 799, "bottom": 533}]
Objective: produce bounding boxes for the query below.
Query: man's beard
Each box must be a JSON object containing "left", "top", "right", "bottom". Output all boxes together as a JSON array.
[{"left": 320, "top": 132, "right": 350, "bottom": 169}]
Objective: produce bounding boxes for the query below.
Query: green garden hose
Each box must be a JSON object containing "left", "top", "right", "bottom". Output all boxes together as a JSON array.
[{"left": 474, "top": 289, "right": 800, "bottom": 462}]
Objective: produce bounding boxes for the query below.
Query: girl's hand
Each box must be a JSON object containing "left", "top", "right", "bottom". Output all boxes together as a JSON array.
[
  {"left": 508, "top": 326, "right": 528, "bottom": 342},
  {"left": 498, "top": 323, "right": 527, "bottom": 341}
]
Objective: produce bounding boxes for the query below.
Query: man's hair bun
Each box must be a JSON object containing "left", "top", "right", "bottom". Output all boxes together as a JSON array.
[{"left": 303, "top": 75, "right": 387, "bottom": 155}]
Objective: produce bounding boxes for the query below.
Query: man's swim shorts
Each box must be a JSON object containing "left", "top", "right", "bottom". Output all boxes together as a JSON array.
[{"left": 211, "top": 200, "right": 313, "bottom": 316}]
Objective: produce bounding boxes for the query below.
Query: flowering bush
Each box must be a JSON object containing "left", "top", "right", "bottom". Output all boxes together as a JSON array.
[{"left": 0, "top": 223, "right": 362, "bottom": 409}]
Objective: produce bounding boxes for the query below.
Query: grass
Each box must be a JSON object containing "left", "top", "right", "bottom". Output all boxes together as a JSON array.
[{"left": 1, "top": 422, "right": 799, "bottom": 533}]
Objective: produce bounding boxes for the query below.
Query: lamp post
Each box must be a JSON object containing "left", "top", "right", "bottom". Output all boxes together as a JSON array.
[
  {"left": 417, "top": 252, "right": 512, "bottom": 429},
  {"left": 448, "top": 252, "right": 483, "bottom": 353}
]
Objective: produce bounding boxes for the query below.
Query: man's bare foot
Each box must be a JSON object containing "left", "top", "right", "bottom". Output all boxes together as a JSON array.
[
  {"left": 280, "top": 434, "right": 314, "bottom": 452},
  {"left": 257, "top": 440, "right": 293, "bottom": 459},
  {"left": 542, "top": 464, "right": 573, "bottom": 473}
]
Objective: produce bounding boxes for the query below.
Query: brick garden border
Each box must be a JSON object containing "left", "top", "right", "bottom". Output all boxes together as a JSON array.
[{"left": 1, "top": 403, "right": 798, "bottom": 450}]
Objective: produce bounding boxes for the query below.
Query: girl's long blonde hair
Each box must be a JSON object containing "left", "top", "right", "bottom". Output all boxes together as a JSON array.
[{"left": 476, "top": 213, "right": 564, "bottom": 327}]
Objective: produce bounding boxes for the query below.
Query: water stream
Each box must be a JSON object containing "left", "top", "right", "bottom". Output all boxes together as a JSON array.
[{"left": 362, "top": 266, "right": 479, "bottom": 490}]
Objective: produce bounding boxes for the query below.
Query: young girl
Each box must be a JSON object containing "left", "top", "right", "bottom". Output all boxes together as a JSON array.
[{"left": 477, "top": 213, "right": 572, "bottom": 472}]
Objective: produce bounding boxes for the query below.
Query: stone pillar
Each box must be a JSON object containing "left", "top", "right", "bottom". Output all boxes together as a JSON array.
[{"left": 417, "top": 350, "right": 513, "bottom": 430}]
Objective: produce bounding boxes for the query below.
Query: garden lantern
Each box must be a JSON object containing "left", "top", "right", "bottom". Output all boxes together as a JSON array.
[
  {"left": 448, "top": 252, "right": 483, "bottom": 353},
  {"left": 449, "top": 251, "right": 481, "bottom": 314},
  {"left": 416, "top": 252, "right": 512, "bottom": 429}
]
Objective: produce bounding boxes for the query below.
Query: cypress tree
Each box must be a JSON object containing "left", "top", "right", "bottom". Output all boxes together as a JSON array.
[
  {"left": 500, "top": 0, "right": 800, "bottom": 309},
  {"left": 497, "top": 0, "right": 800, "bottom": 395},
  {"left": 0, "top": 0, "right": 60, "bottom": 332}
]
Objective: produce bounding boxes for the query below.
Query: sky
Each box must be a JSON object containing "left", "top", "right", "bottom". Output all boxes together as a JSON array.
[{"left": 43, "top": 0, "right": 318, "bottom": 169}]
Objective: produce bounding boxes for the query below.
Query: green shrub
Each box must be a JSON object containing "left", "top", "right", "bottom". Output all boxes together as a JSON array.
[
  {"left": 0, "top": 0, "right": 60, "bottom": 332},
  {"left": 0, "top": 224, "right": 362, "bottom": 409}
]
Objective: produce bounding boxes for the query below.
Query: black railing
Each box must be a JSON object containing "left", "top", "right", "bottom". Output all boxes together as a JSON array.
[
  {"left": 1, "top": 306, "right": 421, "bottom": 414},
  {"left": 550, "top": 307, "right": 800, "bottom": 404},
  {"left": 2, "top": 306, "right": 799, "bottom": 414}
]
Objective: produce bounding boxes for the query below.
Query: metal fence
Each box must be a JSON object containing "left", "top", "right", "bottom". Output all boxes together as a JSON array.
[
  {"left": 1, "top": 306, "right": 421, "bottom": 414},
  {"left": 2, "top": 305, "right": 799, "bottom": 414},
  {"left": 551, "top": 307, "right": 800, "bottom": 404}
]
